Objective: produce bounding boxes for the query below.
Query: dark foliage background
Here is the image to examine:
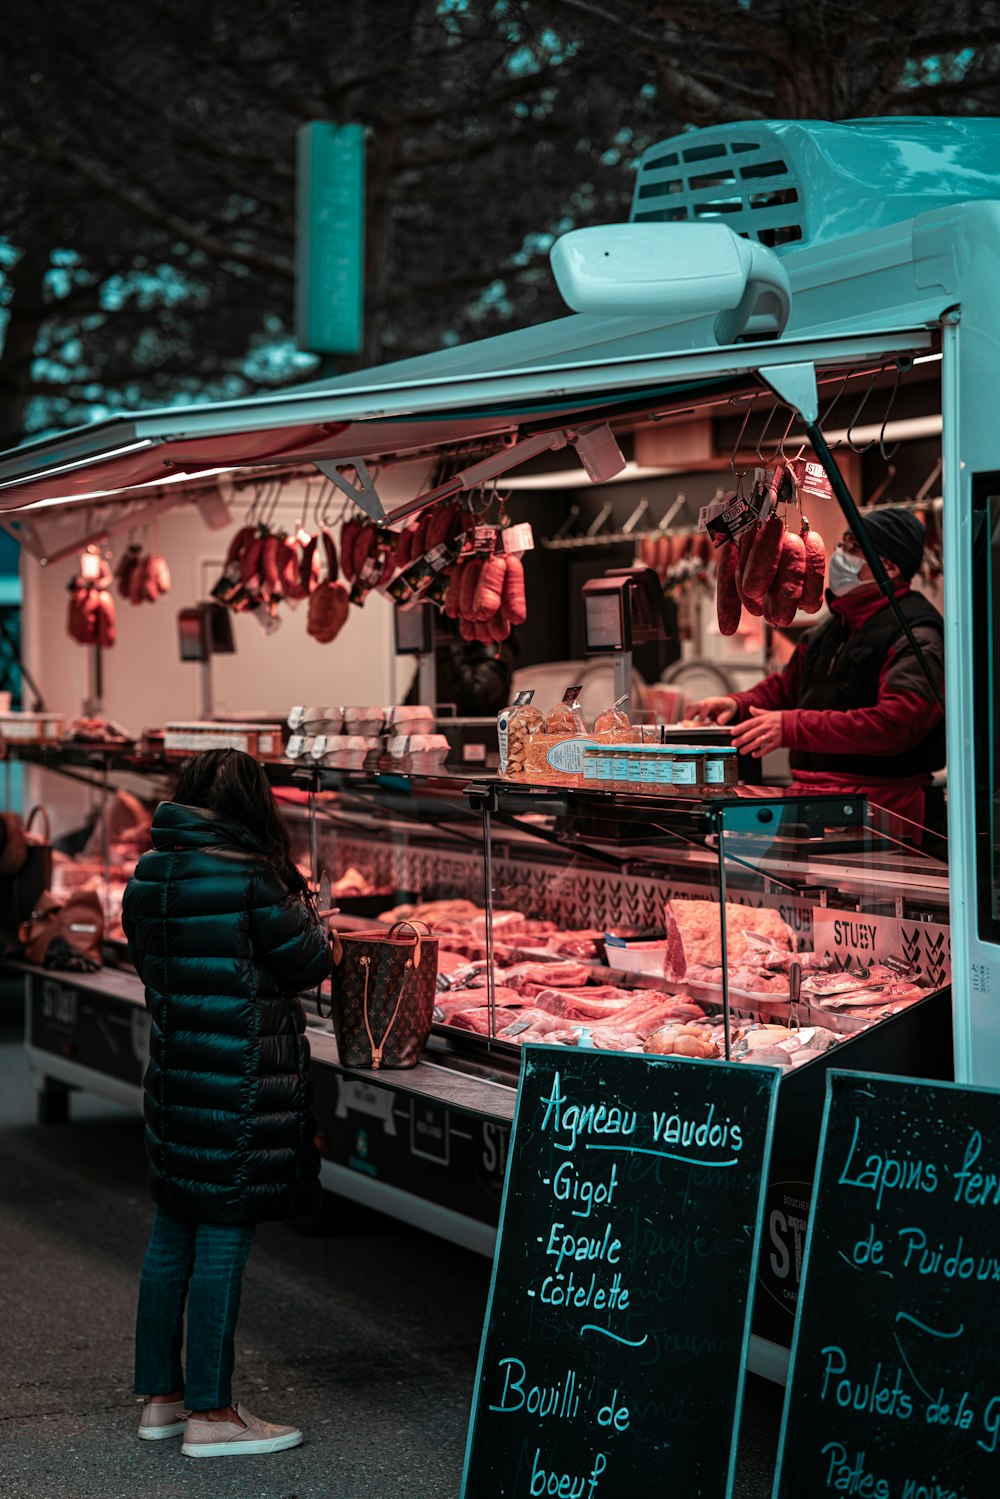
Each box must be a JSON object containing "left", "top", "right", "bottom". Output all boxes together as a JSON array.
[{"left": 1, "top": 0, "right": 997, "bottom": 445}]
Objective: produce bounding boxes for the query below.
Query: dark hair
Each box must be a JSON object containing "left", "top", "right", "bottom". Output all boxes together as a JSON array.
[{"left": 173, "top": 749, "right": 310, "bottom": 899}]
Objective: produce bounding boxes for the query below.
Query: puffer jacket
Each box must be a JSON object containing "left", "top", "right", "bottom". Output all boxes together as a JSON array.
[{"left": 122, "top": 801, "right": 331, "bottom": 1226}]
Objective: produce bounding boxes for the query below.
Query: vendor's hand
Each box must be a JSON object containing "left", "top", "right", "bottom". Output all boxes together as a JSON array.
[
  {"left": 730, "top": 706, "right": 784, "bottom": 759},
  {"left": 688, "top": 695, "right": 738, "bottom": 724}
]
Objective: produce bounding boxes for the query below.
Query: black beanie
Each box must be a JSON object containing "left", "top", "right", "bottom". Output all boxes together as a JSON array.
[{"left": 856, "top": 506, "right": 925, "bottom": 579}]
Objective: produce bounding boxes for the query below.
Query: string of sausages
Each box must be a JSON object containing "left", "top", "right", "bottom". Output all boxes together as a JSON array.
[{"left": 716, "top": 463, "right": 826, "bottom": 636}]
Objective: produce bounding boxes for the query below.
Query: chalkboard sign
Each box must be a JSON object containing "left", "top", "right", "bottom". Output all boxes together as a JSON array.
[
  {"left": 775, "top": 1070, "right": 1000, "bottom": 1498},
  {"left": 461, "top": 1045, "right": 779, "bottom": 1498}
]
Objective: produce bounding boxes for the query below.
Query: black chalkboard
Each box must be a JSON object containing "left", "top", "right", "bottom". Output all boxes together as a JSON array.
[
  {"left": 775, "top": 1069, "right": 1000, "bottom": 1499},
  {"left": 461, "top": 1045, "right": 780, "bottom": 1498}
]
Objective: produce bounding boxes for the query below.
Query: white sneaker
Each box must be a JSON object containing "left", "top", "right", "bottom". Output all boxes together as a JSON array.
[
  {"left": 137, "top": 1397, "right": 188, "bottom": 1440},
  {"left": 181, "top": 1402, "right": 303, "bottom": 1458}
]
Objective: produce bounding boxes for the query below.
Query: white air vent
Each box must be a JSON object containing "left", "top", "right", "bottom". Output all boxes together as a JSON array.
[{"left": 631, "top": 129, "right": 803, "bottom": 250}]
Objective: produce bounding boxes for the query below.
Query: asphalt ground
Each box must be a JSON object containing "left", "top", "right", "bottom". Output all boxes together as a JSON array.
[{"left": 0, "top": 990, "right": 784, "bottom": 1498}]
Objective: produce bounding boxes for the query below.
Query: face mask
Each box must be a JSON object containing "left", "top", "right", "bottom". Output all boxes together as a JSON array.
[{"left": 827, "top": 549, "right": 865, "bottom": 596}]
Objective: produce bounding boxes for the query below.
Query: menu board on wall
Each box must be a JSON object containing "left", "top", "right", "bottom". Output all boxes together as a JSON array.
[
  {"left": 461, "top": 1046, "right": 779, "bottom": 1498},
  {"left": 774, "top": 1069, "right": 1000, "bottom": 1498}
]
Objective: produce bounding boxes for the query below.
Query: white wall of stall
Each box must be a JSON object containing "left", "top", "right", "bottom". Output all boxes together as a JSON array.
[{"left": 18, "top": 462, "right": 431, "bottom": 834}]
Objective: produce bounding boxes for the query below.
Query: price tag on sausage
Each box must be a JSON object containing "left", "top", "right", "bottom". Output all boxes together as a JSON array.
[
  {"left": 460, "top": 524, "right": 500, "bottom": 556},
  {"left": 501, "top": 522, "right": 535, "bottom": 553},
  {"left": 790, "top": 456, "right": 834, "bottom": 501}
]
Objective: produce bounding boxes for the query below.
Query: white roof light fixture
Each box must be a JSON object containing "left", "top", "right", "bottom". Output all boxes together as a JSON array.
[{"left": 550, "top": 222, "right": 792, "bottom": 345}]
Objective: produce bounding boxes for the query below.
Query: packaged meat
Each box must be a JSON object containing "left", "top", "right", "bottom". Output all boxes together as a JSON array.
[{"left": 663, "top": 898, "right": 795, "bottom": 977}]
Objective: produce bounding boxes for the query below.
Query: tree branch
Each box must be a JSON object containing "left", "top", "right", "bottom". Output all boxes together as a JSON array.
[{"left": 0, "top": 134, "right": 295, "bottom": 280}]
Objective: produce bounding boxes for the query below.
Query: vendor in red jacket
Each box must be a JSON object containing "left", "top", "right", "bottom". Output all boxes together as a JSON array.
[{"left": 691, "top": 506, "right": 945, "bottom": 835}]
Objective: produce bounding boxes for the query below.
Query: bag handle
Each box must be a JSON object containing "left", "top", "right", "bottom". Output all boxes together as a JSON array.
[
  {"left": 361, "top": 951, "right": 412, "bottom": 1070},
  {"left": 387, "top": 919, "right": 431, "bottom": 970},
  {"left": 329, "top": 918, "right": 432, "bottom": 970},
  {"left": 25, "top": 805, "right": 50, "bottom": 842}
]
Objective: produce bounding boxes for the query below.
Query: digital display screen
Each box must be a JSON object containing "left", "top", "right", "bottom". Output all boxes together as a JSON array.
[
  {"left": 178, "top": 612, "right": 208, "bottom": 662},
  {"left": 394, "top": 603, "right": 433, "bottom": 654},
  {"left": 583, "top": 590, "right": 626, "bottom": 652}
]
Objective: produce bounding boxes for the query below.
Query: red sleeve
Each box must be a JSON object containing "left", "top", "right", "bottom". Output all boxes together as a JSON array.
[
  {"left": 729, "top": 643, "right": 806, "bottom": 718},
  {"left": 782, "top": 627, "right": 944, "bottom": 756}
]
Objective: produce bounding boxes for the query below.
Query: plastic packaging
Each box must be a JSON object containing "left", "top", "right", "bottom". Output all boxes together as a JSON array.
[
  {"left": 545, "top": 686, "right": 587, "bottom": 736},
  {"left": 498, "top": 691, "right": 544, "bottom": 779},
  {"left": 594, "top": 694, "right": 631, "bottom": 736}
]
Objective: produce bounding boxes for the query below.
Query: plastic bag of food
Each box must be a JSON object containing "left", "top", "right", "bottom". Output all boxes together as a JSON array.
[
  {"left": 545, "top": 685, "right": 587, "bottom": 736},
  {"left": 497, "top": 690, "right": 544, "bottom": 779},
  {"left": 594, "top": 694, "right": 631, "bottom": 737}
]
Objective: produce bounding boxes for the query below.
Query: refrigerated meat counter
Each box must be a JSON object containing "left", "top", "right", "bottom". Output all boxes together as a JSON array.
[{"left": 5, "top": 753, "right": 954, "bottom": 1378}]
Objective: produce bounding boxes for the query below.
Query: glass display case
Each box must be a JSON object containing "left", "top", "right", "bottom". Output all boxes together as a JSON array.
[
  {"left": 415, "top": 781, "right": 952, "bottom": 1069},
  {"left": 7, "top": 746, "right": 956, "bottom": 1356},
  {"left": 7, "top": 744, "right": 952, "bottom": 1079},
  {"left": 283, "top": 768, "right": 952, "bottom": 1077}
]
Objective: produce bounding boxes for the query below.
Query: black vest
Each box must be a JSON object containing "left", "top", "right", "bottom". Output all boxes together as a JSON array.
[{"left": 790, "top": 592, "right": 945, "bottom": 779}]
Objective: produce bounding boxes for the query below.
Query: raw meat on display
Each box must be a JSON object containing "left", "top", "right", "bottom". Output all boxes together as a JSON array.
[
  {"left": 532, "top": 987, "right": 637, "bottom": 1020},
  {"left": 446, "top": 1007, "right": 494, "bottom": 1035},
  {"left": 587, "top": 1028, "right": 646, "bottom": 1053},
  {"left": 501, "top": 959, "right": 591, "bottom": 990},
  {"left": 552, "top": 931, "right": 603, "bottom": 959},
  {"left": 663, "top": 899, "right": 794, "bottom": 977}
]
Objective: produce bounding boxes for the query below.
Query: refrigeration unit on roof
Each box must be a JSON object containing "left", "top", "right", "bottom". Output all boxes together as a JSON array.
[{"left": 629, "top": 117, "right": 1000, "bottom": 253}]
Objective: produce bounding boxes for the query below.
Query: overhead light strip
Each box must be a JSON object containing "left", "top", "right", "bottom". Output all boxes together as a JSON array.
[{"left": 2, "top": 439, "right": 156, "bottom": 490}]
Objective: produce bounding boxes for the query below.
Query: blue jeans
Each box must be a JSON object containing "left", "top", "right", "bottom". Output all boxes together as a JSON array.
[{"left": 134, "top": 1206, "right": 255, "bottom": 1410}]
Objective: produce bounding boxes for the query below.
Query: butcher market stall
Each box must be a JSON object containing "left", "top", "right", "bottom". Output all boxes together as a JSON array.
[
  {"left": 8, "top": 738, "right": 954, "bottom": 1378},
  {"left": 2, "top": 118, "right": 999, "bottom": 1378}
]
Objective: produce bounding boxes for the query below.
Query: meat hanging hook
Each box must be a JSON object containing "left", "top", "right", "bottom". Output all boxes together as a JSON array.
[
  {"left": 729, "top": 393, "right": 758, "bottom": 481},
  {"left": 777, "top": 407, "right": 797, "bottom": 463},
  {"left": 317, "top": 479, "right": 338, "bottom": 528},
  {"left": 845, "top": 370, "right": 878, "bottom": 453},
  {"left": 300, "top": 474, "right": 316, "bottom": 534},
  {"left": 753, "top": 401, "right": 782, "bottom": 464},
  {"left": 266, "top": 477, "right": 284, "bottom": 531},
  {"left": 246, "top": 479, "right": 263, "bottom": 527},
  {"left": 818, "top": 372, "right": 850, "bottom": 441},
  {"left": 877, "top": 359, "right": 911, "bottom": 461}
]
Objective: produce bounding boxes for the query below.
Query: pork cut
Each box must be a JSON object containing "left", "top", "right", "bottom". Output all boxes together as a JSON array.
[{"left": 663, "top": 899, "right": 794, "bottom": 978}]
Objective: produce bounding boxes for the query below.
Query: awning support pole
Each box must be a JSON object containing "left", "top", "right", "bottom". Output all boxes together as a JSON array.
[{"left": 805, "top": 421, "right": 945, "bottom": 713}]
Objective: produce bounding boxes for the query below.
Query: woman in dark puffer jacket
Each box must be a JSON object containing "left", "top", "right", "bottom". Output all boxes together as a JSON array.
[{"left": 122, "top": 749, "right": 331, "bottom": 1459}]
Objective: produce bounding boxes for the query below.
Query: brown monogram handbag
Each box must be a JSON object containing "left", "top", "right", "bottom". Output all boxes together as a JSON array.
[
  {"left": 328, "top": 920, "right": 437, "bottom": 1069},
  {"left": 19, "top": 888, "right": 104, "bottom": 970}
]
